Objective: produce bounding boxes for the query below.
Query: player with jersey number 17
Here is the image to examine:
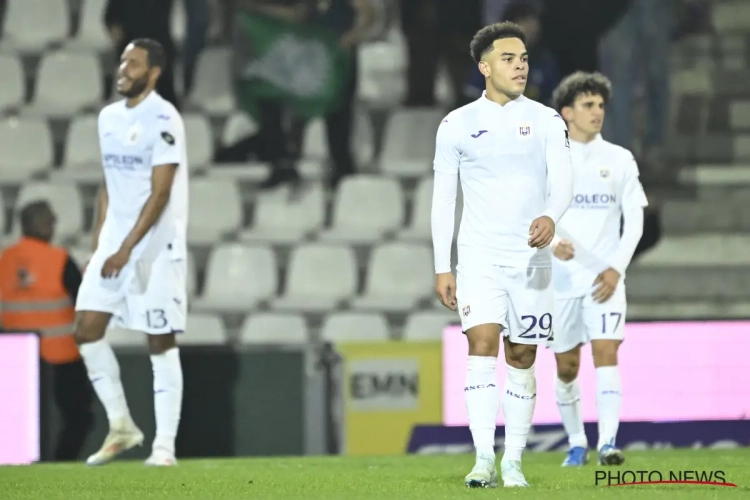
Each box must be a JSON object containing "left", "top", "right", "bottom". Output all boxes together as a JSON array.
[
  {"left": 73, "top": 38, "right": 189, "bottom": 468},
  {"left": 548, "top": 72, "right": 648, "bottom": 469},
  {"left": 431, "top": 22, "right": 573, "bottom": 489}
]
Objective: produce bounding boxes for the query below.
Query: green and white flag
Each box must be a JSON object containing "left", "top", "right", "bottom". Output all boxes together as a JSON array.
[{"left": 233, "top": 11, "right": 351, "bottom": 120}]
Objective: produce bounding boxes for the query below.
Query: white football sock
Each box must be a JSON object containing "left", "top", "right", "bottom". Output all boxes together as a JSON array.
[
  {"left": 501, "top": 363, "right": 536, "bottom": 463},
  {"left": 150, "top": 347, "right": 183, "bottom": 455},
  {"left": 465, "top": 356, "right": 500, "bottom": 459},
  {"left": 555, "top": 377, "right": 587, "bottom": 448},
  {"left": 596, "top": 366, "right": 622, "bottom": 450},
  {"left": 79, "top": 339, "right": 131, "bottom": 423}
]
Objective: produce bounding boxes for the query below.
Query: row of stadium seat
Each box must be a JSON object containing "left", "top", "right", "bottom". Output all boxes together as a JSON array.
[
  {"left": 0, "top": 108, "right": 446, "bottom": 180},
  {"left": 6, "top": 176, "right": 460, "bottom": 244},
  {"left": 108, "top": 310, "right": 457, "bottom": 346},
  {"left": 60, "top": 236, "right": 750, "bottom": 316}
]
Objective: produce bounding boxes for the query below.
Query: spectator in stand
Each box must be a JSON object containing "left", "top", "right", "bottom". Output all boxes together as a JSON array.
[
  {"left": 464, "top": 1, "right": 559, "bottom": 106},
  {"left": 400, "top": 0, "right": 481, "bottom": 108},
  {"left": 599, "top": 0, "right": 674, "bottom": 178},
  {"left": 105, "top": 0, "right": 180, "bottom": 108},
  {"left": 290, "top": 0, "right": 377, "bottom": 188},
  {"left": 183, "top": 0, "right": 211, "bottom": 95}
]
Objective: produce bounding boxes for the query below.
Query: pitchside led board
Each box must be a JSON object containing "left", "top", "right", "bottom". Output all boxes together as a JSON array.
[
  {"left": 0, "top": 332, "right": 41, "bottom": 465},
  {"left": 443, "top": 321, "right": 750, "bottom": 426},
  {"left": 338, "top": 342, "right": 442, "bottom": 455}
]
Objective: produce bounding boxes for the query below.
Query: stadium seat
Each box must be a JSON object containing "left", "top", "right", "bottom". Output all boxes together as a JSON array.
[
  {"left": 239, "top": 183, "right": 325, "bottom": 244},
  {"left": 0, "top": 53, "right": 25, "bottom": 112},
  {"left": 398, "top": 176, "right": 462, "bottom": 241},
  {"left": 187, "top": 179, "right": 243, "bottom": 245},
  {"left": 66, "top": 0, "right": 110, "bottom": 52},
  {"left": 351, "top": 242, "right": 433, "bottom": 312},
  {"left": 26, "top": 51, "right": 103, "bottom": 117},
  {"left": 0, "top": 0, "right": 69, "bottom": 53},
  {"left": 271, "top": 244, "right": 357, "bottom": 312},
  {"left": 357, "top": 42, "right": 407, "bottom": 106},
  {"left": 188, "top": 47, "right": 235, "bottom": 114},
  {"left": 171, "top": 0, "right": 187, "bottom": 45},
  {"left": 56, "top": 114, "right": 102, "bottom": 182},
  {"left": 221, "top": 111, "right": 259, "bottom": 147},
  {"left": 239, "top": 313, "right": 309, "bottom": 344},
  {"left": 301, "top": 110, "right": 375, "bottom": 167},
  {"left": 106, "top": 327, "right": 147, "bottom": 348},
  {"left": 0, "top": 117, "right": 53, "bottom": 182},
  {"left": 635, "top": 235, "right": 750, "bottom": 266},
  {"left": 402, "top": 312, "right": 458, "bottom": 341},
  {"left": 181, "top": 313, "right": 228, "bottom": 345},
  {"left": 14, "top": 182, "right": 84, "bottom": 242},
  {"left": 183, "top": 113, "right": 214, "bottom": 170},
  {"left": 378, "top": 109, "right": 443, "bottom": 177},
  {"left": 318, "top": 175, "right": 404, "bottom": 243},
  {"left": 320, "top": 312, "right": 390, "bottom": 343},
  {"left": 192, "top": 243, "right": 278, "bottom": 312}
]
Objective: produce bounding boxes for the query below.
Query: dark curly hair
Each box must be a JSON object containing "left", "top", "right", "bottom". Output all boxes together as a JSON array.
[
  {"left": 469, "top": 22, "right": 527, "bottom": 64},
  {"left": 552, "top": 71, "right": 613, "bottom": 111}
]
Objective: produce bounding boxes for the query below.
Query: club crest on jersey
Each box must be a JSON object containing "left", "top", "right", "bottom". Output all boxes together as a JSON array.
[
  {"left": 599, "top": 168, "right": 611, "bottom": 179},
  {"left": 518, "top": 124, "right": 531, "bottom": 137},
  {"left": 126, "top": 123, "right": 142, "bottom": 145}
]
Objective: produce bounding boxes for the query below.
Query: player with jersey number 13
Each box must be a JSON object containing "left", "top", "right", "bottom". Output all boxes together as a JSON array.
[
  {"left": 431, "top": 22, "right": 573, "bottom": 489},
  {"left": 73, "top": 38, "right": 189, "bottom": 467},
  {"left": 548, "top": 72, "right": 648, "bottom": 468}
]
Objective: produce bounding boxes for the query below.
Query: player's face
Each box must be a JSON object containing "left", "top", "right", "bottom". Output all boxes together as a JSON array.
[
  {"left": 479, "top": 37, "right": 529, "bottom": 98},
  {"left": 117, "top": 45, "right": 153, "bottom": 98},
  {"left": 567, "top": 93, "right": 606, "bottom": 135}
]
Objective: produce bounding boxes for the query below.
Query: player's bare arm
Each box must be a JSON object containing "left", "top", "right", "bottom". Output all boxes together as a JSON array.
[{"left": 101, "top": 164, "right": 177, "bottom": 278}]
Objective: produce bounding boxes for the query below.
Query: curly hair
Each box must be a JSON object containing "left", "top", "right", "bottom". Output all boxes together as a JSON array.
[
  {"left": 469, "top": 22, "right": 527, "bottom": 64},
  {"left": 551, "top": 71, "right": 613, "bottom": 111}
]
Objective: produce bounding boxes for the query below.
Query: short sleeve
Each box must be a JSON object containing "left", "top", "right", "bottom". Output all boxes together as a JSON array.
[
  {"left": 620, "top": 154, "right": 649, "bottom": 210},
  {"left": 433, "top": 116, "right": 461, "bottom": 175},
  {"left": 151, "top": 109, "right": 184, "bottom": 168}
]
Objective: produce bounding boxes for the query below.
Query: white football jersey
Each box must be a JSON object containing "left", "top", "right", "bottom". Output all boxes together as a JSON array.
[
  {"left": 97, "top": 91, "right": 189, "bottom": 264},
  {"left": 433, "top": 93, "right": 573, "bottom": 270},
  {"left": 552, "top": 135, "right": 648, "bottom": 298}
]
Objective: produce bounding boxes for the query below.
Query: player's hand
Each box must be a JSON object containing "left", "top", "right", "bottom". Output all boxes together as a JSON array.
[
  {"left": 552, "top": 239, "right": 575, "bottom": 261},
  {"left": 435, "top": 272, "right": 458, "bottom": 311},
  {"left": 528, "top": 216, "right": 555, "bottom": 249},
  {"left": 101, "top": 248, "right": 131, "bottom": 279},
  {"left": 592, "top": 268, "right": 620, "bottom": 303}
]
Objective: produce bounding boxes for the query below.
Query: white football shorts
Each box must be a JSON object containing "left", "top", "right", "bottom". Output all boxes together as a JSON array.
[
  {"left": 456, "top": 265, "right": 554, "bottom": 345},
  {"left": 548, "top": 285, "right": 627, "bottom": 354},
  {"left": 76, "top": 247, "right": 187, "bottom": 335}
]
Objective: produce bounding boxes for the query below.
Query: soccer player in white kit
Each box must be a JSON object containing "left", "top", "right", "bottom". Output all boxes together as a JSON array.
[
  {"left": 431, "top": 22, "right": 573, "bottom": 488},
  {"left": 547, "top": 72, "right": 648, "bottom": 468},
  {"left": 73, "top": 39, "right": 188, "bottom": 467}
]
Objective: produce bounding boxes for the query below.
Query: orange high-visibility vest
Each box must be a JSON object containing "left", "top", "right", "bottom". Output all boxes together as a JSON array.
[{"left": 0, "top": 237, "right": 79, "bottom": 364}]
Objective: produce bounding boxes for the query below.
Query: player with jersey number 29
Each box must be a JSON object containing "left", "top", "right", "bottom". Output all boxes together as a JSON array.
[
  {"left": 548, "top": 72, "right": 648, "bottom": 468},
  {"left": 73, "top": 38, "right": 189, "bottom": 467},
  {"left": 431, "top": 22, "right": 573, "bottom": 489}
]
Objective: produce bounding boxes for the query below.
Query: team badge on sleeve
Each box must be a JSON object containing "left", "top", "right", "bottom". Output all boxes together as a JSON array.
[
  {"left": 564, "top": 130, "right": 570, "bottom": 148},
  {"left": 161, "top": 131, "right": 175, "bottom": 145}
]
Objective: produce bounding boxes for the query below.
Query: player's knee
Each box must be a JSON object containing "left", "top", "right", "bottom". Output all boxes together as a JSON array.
[
  {"left": 504, "top": 338, "right": 537, "bottom": 369},
  {"left": 591, "top": 339, "right": 620, "bottom": 367},
  {"left": 73, "top": 312, "right": 107, "bottom": 345},
  {"left": 147, "top": 333, "right": 177, "bottom": 355},
  {"left": 466, "top": 324, "right": 501, "bottom": 357},
  {"left": 555, "top": 350, "right": 580, "bottom": 383}
]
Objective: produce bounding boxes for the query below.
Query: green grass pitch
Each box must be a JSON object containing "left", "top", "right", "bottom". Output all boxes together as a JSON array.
[{"left": 1, "top": 449, "right": 749, "bottom": 499}]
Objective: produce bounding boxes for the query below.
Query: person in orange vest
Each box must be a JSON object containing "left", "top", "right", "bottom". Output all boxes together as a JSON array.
[{"left": 0, "top": 200, "right": 94, "bottom": 461}]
